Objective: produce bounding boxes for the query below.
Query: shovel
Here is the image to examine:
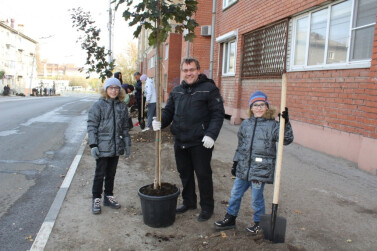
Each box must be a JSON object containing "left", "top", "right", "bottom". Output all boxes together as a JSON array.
[
  {"left": 260, "top": 73, "right": 287, "bottom": 243},
  {"left": 139, "top": 80, "right": 146, "bottom": 129}
]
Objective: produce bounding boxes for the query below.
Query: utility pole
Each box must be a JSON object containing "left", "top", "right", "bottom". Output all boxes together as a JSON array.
[
  {"left": 108, "top": 0, "right": 113, "bottom": 64},
  {"left": 29, "top": 53, "right": 35, "bottom": 96}
]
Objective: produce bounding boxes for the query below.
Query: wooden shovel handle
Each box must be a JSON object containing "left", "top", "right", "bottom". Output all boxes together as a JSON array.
[{"left": 273, "top": 73, "right": 287, "bottom": 204}]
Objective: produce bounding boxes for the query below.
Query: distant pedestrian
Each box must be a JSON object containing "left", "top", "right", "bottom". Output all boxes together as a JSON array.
[
  {"left": 87, "top": 77, "right": 131, "bottom": 215},
  {"left": 214, "top": 91, "right": 294, "bottom": 234},
  {"left": 140, "top": 74, "right": 156, "bottom": 131},
  {"left": 133, "top": 72, "right": 145, "bottom": 126}
]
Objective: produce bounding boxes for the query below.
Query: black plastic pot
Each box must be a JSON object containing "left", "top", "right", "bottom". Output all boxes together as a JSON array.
[{"left": 138, "top": 184, "right": 180, "bottom": 228}]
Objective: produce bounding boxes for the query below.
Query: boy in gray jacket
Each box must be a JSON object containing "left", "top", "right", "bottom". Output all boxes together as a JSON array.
[
  {"left": 87, "top": 78, "right": 131, "bottom": 214},
  {"left": 214, "top": 91, "right": 293, "bottom": 233}
]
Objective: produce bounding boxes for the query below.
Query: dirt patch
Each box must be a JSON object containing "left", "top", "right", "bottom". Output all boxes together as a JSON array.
[{"left": 140, "top": 182, "right": 179, "bottom": 196}]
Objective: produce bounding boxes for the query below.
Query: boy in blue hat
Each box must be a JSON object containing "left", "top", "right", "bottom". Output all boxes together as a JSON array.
[{"left": 214, "top": 91, "right": 294, "bottom": 234}]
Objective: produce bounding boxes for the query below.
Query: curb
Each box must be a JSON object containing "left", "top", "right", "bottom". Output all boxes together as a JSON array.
[{"left": 30, "top": 135, "right": 88, "bottom": 251}]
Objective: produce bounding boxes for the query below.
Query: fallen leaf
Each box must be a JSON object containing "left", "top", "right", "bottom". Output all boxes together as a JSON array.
[
  {"left": 346, "top": 239, "right": 352, "bottom": 243},
  {"left": 293, "top": 209, "right": 303, "bottom": 214},
  {"left": 300, "top": 228, "right": 306, "bottom": 231},
  {"left": 221, "top": 232, "right": 227, "bottom": 238}
]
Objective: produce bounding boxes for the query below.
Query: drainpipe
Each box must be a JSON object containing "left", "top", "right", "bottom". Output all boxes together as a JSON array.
[{"left": 209, "top": 0, "right": 216, "bottom": 79}]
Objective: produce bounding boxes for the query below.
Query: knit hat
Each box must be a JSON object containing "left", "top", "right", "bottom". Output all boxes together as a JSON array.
[
  {"left": 140, "top": 74, "right": 147, "bottom": 81},
  {"left": 104, "top": 78, "right": 121, "bottom": 91},
  {"left": 249, "top": 91, "right": 269, "bottom": 108}
]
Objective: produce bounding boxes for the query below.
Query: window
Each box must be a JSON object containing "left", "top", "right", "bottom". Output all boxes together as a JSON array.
[
  {"left": 148, "top": 55, "right": 155, "bottom": 69},
  {"left": 164, "top": 44, "right": 169, "bottom": 60},
  {"left": 290, "top": 0, "right": 377, "bottom": 70},
  {"left": 242, "top": 20, "right": 288, "bottom": 78},
  {"left": 223, "top": 0, "right": 237, "bottom": 9},
  {"left": 223, "top": 40, "right": 236, "bottom": 75}
]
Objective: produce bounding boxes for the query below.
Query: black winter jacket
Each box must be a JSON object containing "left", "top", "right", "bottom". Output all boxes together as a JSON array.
[{"left": 161, "top": 74, "right": 225, "bottom": 148}]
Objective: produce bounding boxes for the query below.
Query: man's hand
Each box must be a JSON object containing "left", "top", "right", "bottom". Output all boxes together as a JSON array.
[
  {"left": 202, "top": 136, "right": 214, "bottom": 149},
  {"left": 91, "top": 147, "right": 100, "bottom": 159},
  {"left": 152, "top": 117, "right": 161, "bottom": 131}
]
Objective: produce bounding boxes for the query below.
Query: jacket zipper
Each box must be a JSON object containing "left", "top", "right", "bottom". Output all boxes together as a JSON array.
[
  {"left": 112, "top": 100, "right": 116, "bottom": 154},
  {"left": 246, "top": 118, "right": 258, "bottom": 179}
]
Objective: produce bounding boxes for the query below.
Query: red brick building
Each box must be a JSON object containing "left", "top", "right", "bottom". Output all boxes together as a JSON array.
[
  {"left": 212, "top": 0, "right": 377, "bottom": 174},
  {"left": 137, "top": 0, "right": 377, "bottom": 174}
]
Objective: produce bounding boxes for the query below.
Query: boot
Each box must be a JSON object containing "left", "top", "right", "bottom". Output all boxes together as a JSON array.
[{"left": 214, "top": 213, "right": 237, "bottom": 230}]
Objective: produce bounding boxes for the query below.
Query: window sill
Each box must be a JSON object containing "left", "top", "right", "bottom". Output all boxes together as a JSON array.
[
  {"left": 222, "top": 73, "right": 236, "bottom": 77},
  {"left": 289, "top": 61, "right": 371, "bottom": 72}
]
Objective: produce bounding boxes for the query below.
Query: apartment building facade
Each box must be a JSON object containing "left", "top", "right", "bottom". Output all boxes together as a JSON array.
[
  {"left": 0, "top": 20, "right": 38, "bottom": 95},
  {"left": 212, "top": 0, "right": 377, "bottom": 174},
  {"left": 136, "top": 0, "right": 377, "bottom": 174}
]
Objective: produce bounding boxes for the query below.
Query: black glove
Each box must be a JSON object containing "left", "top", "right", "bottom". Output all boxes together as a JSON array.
[
  {"left": 279, "top": 107, "right": 289, "bottom": 124},
  {"left": 231, "top": 161, "right": 238, "bottom": 176}
]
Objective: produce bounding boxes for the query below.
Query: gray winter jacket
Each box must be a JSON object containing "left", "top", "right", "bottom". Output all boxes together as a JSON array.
[
  {"left": 233, "top": 108, "right": 293, "bottom": 184},
  {"left": 87, "top": 97, "right": 131, "bottom": 158}
]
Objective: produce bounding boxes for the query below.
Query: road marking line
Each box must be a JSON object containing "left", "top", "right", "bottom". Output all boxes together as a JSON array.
[{"left": 30, "top": 135, "right": 87, "bottom": 251}]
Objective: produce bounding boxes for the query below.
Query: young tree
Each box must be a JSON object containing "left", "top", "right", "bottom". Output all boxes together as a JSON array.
[
  {"left": 116, "top": 0, "right": 198, "bottom": 189},
  {"left": 70, "top": 7, "right": 115, "bottom": 83}
]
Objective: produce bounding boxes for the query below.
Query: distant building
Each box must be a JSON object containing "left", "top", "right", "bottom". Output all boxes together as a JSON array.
[{"left": 0, "top": 19, "right": 37, "bottom": 95}]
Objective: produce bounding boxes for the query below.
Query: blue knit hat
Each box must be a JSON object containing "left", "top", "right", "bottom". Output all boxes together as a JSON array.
[
  {"left": 249, "top": 91, "right": 269, "bottom": 108},
  {"left": 104, "top": 78, "right": 121, "bottom": 91}
]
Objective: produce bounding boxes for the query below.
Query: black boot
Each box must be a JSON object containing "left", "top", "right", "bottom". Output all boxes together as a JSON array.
[
  {"left": 214, "top": 213, "right": 237, "bottom": 230},
  {"left": 103, "top": 195, "right": 121, "bottom": 209}
]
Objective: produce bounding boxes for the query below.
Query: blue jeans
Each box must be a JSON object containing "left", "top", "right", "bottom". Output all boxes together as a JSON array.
[
  {"left": 146, "top": 103, "right": 156, "bottom": 128},
  {"left": 226, "top": 177, "right": 265, "bottom": 222}
]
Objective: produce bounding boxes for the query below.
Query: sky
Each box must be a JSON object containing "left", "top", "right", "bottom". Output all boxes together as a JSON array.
[{"left": 0, "top": 0, "right": 137, "bottom": 66}]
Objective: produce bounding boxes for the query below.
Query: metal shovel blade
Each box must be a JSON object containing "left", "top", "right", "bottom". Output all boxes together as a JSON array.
[
  {"left": 140, "top": 120, "right": 146, "bottom": 129},
  {"left": 260, "top": 213, "right": 286, "bottom": 243}
]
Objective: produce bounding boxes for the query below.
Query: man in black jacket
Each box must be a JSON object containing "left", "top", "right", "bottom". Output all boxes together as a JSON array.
[
  {"left": 152, "top": 57, "right": 225, "bottom": 221},
  {"left": 134, "top": 72, "right": 144, "bottom": 125}
]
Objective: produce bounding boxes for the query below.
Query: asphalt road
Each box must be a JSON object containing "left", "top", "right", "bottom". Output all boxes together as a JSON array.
[{"left": 0, "top": 94, "right": 97, "bottom": 251}]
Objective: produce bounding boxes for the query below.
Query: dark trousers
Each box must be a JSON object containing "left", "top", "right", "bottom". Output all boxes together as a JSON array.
[
  {"left": 92, "top": 156, "right": 119, "bottom": 199},
  {"left": 136, "top": 97, "right": 146, "bottom": 122},
  {"left": 174, "top": 144, "right": 214, "bottom": 212}
]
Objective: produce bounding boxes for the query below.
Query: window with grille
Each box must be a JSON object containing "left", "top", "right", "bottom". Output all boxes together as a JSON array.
[{"left": 242, "top": 19, "right": 288, "bottom": 78}]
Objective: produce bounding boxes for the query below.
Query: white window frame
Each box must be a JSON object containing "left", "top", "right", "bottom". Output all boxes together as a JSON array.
[
  {"left": 148, "top": 55, "right": 155, "bottom": 69},
  {"left": 216, "top": 30, "right": 238, "bottom": 76},
  {"left": 289, "top": 0, "right": 375, "bottom": 71},
  {"left": 222, "top": 0, "right": 238, "bottom": 10},
  {"left": 222, "top": 40, "right": 237, "bottom": 76},
  {"left": 164, "top": 44, "right": 169, "bottom": 60}
]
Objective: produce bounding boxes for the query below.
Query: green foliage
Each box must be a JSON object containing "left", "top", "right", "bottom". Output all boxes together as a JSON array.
[
  {"left": 114, "top": 42, "right": 138, "bottom": 85},
  {"left": 70, "top": 7, "right": 115, "bottom": 82},
  {"left": 0, "top": 70, "right": 5, "bottom": 79},
  {"left": 116, "top": 0, "right": 198, "bottom": 46}
]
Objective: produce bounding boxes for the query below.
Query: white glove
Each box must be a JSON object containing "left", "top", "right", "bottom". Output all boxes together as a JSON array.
[
  {"left": 202, "top": 136, "right": 214, "bottom": 149},
  {"left": 152, "top": 117, "right": 161, "bottom": 131},
  {"left": 91, "top": 147, "right": 100, "bottom": 159}
]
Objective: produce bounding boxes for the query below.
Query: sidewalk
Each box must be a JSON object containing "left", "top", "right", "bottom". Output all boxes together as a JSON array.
[{"left": 35, "top": 120, "right": 377, "bottom": 250}]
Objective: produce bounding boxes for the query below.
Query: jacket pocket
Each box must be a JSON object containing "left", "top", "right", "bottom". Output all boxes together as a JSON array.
[
  {"left": 98, "top": 135, "right": 112, "bottom": 152},
  {"left": 251, "top": 157, "right": 273, "bottom": 179}
]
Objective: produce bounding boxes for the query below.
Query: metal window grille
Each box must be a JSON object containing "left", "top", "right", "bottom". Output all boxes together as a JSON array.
[{"left": 242, "top": 19, "right": 288, "bottom": 78}]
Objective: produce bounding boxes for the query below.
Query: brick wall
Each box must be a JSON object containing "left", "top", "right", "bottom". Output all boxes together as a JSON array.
[
  {"left": 181, "top": 0, "right": 213, "bottom": 78},
  {"left": 211, "top": 0, "right": 377, "bottom": 173}
]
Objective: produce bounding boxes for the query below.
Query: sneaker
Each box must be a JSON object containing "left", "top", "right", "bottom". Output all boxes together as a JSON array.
[
  {"left": 214, "top": 213, "right": 236, "bottom": 230},
  {"left": 103, "top": 195, "right": 121, "bottom": 209},
  {"left": 92, "top": 198, "right": 101, "bottom": 214},
  {"left": 246, "top": 222, "right": 261, "bottom": 234},
  {"left": 198, "top": 210, "right": 213, "bottom": 222},
  {"left": 142, "top": 127, "right": 150, "bottom": 132}
]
